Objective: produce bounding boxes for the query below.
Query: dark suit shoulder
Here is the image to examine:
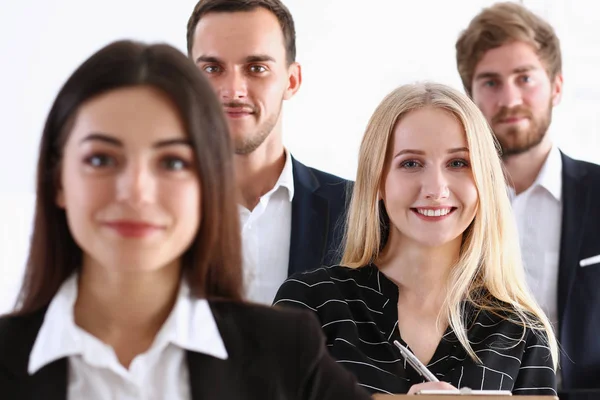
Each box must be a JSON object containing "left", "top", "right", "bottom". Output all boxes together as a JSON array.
[
  {"left": 580, "top": 160, "right": 600, "bottom": 188},
  {"left": 562, "top": 152, "right": 600, "bottom": 181},
  {"left": 208, "top": 301, "right": 325, "bottom": 391},
  {"left": 209, "top": 300, "right": 325, "bottom": 359},
  {"left": 578, "top": 159, "right": 600, "bottom": 175},
  {"left": 307, "top": 165, "right": 352, "bottom": 197},
  {"left": 209, "top": 299, "right": 322, "bottom": 328},
  {"left": 207, "top": 300, "right": 370, "bottom": 400},
  {"left": 307, "top": 165, "right": 350, "bottom": 185},
  {"left": 292, "top": 158, "right": 352, "bottom": 193},
  {"left": 0, "top": 310, "right": 46, "bottom": 375}
]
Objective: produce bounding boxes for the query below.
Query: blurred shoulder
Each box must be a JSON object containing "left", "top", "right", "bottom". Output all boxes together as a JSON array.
[
  {"left": 0, "top": 309, "right": 46, "bottom": 378},
  {"left": 209, "top": 300, "right": 319, "bottom": 330},
  {"left": 208, "top": 300, "right": 326, "bottom": 359}
]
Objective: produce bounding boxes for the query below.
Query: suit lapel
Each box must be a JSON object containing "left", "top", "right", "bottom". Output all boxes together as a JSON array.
[
  {"left": 29, "top": 359, "right": 68, "bottom": 400},
  {"left": 3, "top": 308, "right": 68, "bottom": 399},
  {"left": 187, "top": 350, "right": 220, "bottom": 399},
  {"left": 187, "top": 303, "right": 255, "bottom": 399},
  {"left": 557, "top": 153, "right": 589, "bottom": 331},
  {"left": 288, "top": 157, "right": 329, "bottom": 276}
]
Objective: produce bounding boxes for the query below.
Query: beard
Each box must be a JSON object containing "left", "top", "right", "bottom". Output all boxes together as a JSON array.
[
  {"left": 223, "top": 100, "right": 283, "bottom": 156},
  {"left": 491, "top": 99, "right": 553, "bottom": 158},
  {"left": 233, "top": 112, "right": 279, "bottom": 155}
]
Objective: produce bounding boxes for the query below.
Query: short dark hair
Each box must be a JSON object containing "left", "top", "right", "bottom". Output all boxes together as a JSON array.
[
  {"left": 186, "top": 0, "right": 296, "bottom": 65},
  {"left": 13, "top": 40, "right": 243, "bottom": 315}
]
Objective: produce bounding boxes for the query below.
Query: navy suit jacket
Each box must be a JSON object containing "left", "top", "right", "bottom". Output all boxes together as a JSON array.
[
  {"left": 288, "top": 156, "right": 351, "bottom": 276},
  {"left": 557, "top": 152, "right": 600, "bottom": 397}
]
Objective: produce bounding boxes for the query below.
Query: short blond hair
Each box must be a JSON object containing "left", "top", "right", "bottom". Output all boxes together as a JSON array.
[
  {"left": 456, "top": 2, "right": 562, "bottom": 96},
  {"left": 342, "top": 82, "right": 558, "bottom": 367}
]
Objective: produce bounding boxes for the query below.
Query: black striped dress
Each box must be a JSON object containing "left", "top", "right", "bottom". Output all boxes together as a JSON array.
[{"left": 273, "top": 264, "right": 557, "bottom": 396}]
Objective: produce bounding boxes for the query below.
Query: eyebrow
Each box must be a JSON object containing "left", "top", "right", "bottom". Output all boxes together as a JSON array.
[
  {"left": 79, "top": 133, "right": 191, "bottom": 148},
  {"left": 393, "top": 147, "right": 469, "bottom": 159},
  {"left": 195, "top": 54, "right": 276, "bottom": 64},
  {"left": 474, "top": 65, "right": 539, "bottom": 81}
]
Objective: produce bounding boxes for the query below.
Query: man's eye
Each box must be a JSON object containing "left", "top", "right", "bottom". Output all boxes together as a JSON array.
[
  {"left": 520, "top": 75, "right": 532, "bottom": 83},
  {"left": 249, "top": 65, "right": 267, "bottom": 73}
]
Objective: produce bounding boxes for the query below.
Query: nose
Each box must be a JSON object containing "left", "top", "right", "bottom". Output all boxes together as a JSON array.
[
  {"left": 116, "top": 161, "right": 156, "bottom": 206},
  {"left": 422, "top": 168, "right": 450, "bottom": 201},
  {"left": 497, "top": 81, "right": 523, "bottom": 109},
  {"left": 218, "top": 69, "right": 247, "bottom": 101}
]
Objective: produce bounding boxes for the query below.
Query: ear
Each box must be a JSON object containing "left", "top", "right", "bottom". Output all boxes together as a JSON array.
[
  {"left": 283, "top": 62, "right": 302, "bottom": 100},
  {"left": 551, "top": 73, "right": 563, "bottom": 106}
]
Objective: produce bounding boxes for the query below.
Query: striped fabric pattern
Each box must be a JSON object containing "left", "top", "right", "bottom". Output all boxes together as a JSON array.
[{"left": 274, "top": 264, "right": 557, "bottom": 395}]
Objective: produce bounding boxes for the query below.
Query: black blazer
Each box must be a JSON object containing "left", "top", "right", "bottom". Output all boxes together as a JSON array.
[
  {"left": 288, "top": 156, "right": 351, "bottom": 276},
  {"left": 0, "top": 301, "right": 371, "bottom": 400},
  {"left": 557, "top": 152, "right": 600, "bottom": 396}
]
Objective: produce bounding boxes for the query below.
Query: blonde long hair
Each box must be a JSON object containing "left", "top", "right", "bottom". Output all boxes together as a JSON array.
[{"left": 342, "top": 82, "right": 558, "bottom": 367}]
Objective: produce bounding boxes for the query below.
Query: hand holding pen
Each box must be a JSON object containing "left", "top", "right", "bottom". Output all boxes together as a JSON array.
[
  {"left": 393, "top": 340, "right": 460, "bottom": 394},
  {"left": 393, "top": 340, "right": 439, "bottom": 382}
]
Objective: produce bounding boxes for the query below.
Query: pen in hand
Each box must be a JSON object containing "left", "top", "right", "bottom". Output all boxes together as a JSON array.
[{"left": 393, "top": 340, "right": 440, "bottom": 382}]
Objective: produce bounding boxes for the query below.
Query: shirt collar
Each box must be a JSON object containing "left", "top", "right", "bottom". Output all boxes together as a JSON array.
[
  {"left": 535, "top": 145, "right": 562, "bottom": 201},
  {"left": 162, "top": 283, "right": 228, "bottom": 359},
  {"left": 28, "top": 274, "right": 81, "bottom": 374},
  {"left": 28, "top": 274, "right": 228, "bottom": 375},
  {"left": 507, "top": 145, "right": 563, "bottom": 202},
  {"left": 276, "top": 149, "right": 294, "bottom": 202}
]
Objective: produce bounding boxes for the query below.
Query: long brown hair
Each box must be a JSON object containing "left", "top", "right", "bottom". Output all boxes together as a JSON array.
[{"left": 13, "top": 40, "right": 243, "bottom": 315}]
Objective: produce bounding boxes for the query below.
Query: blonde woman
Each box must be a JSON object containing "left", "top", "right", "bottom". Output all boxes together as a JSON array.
[{"left": 274, "top": 82, "right": 558, "bottom": 396}]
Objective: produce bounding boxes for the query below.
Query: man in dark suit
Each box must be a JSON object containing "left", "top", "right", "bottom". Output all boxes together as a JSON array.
[
  {"left": 456, "top": 2, "right": 600, "bottom": 396},
  {"left": 186, "top": 0, "right": 350, "bottom": 305}
]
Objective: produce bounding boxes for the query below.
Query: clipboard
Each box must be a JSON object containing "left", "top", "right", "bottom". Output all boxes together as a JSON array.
[
  {"left": 373, "top": 395, "right": 558, "bottom": 400},
  {"left": 416, "top": 389, "right": 511, "bottom": 395}
]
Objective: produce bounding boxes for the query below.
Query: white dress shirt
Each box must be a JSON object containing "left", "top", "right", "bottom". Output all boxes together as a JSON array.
[
  {"left": 240, "top": 150, "right": 294, "bottom": 305},
  {"left": 508, "top": 145, "right": 563, "bottom": 329},
  {"left": 28, "top": 275, "right": 228, "bottom": 400}
]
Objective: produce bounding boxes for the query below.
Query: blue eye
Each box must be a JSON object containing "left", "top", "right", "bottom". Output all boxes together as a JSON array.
[
  {"left": 520, "top": 75, "right": 532, "bottom": 83},
  {"left": 85, "top": 154, "right": 116, "bottom": 168},
  {"left": 203, "top": 65, "right": 221, "bottom": 74},
  {"left": 449, "top": 159, "right": 469, "bottom": 168},
  {"left": 400, "top": 160, "right": 421, "bottom": 169},
  {"left": 161, "top": 157, "right": 189, "bottom": 171}
]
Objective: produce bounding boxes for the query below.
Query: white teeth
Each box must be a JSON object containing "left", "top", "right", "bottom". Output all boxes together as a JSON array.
[{"left": 417, "top": 208, "right": 451, "bottom": 217}]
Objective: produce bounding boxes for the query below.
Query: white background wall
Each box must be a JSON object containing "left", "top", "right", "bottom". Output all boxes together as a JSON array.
[{"left": 1, "top": 0, "right": 598, "bottom": 314}]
